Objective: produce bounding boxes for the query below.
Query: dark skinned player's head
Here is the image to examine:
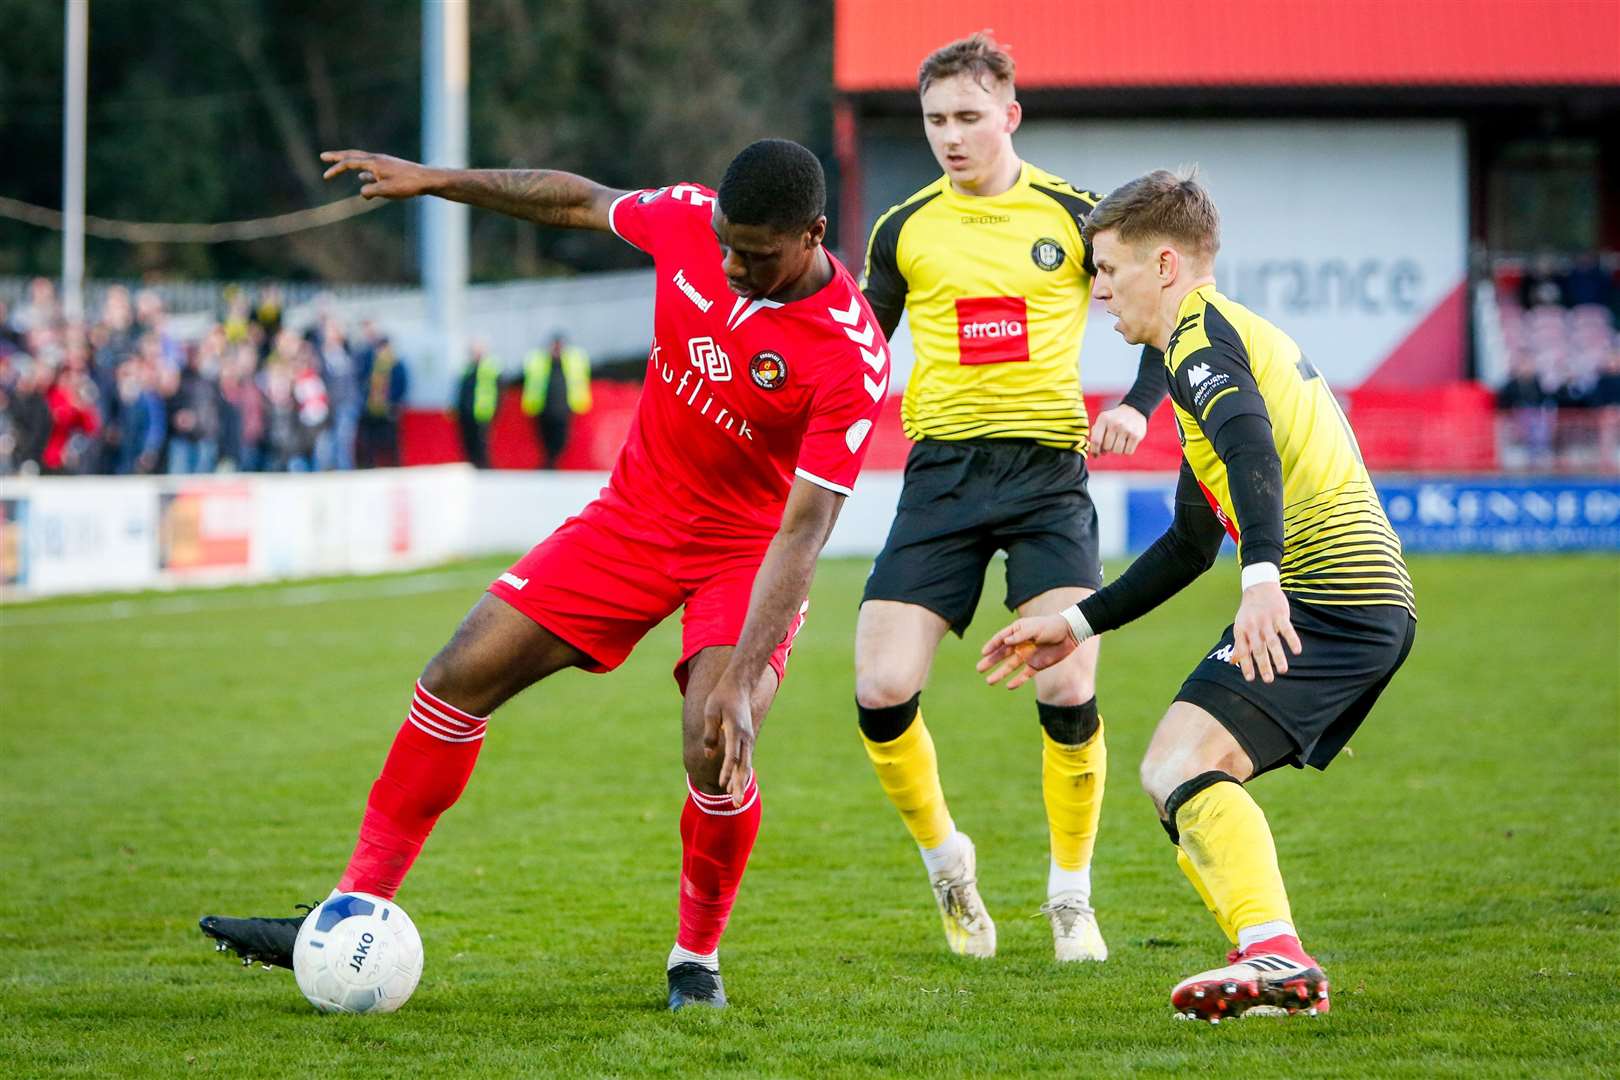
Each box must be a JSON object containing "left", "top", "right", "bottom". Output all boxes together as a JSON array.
[{"left": 713, "top": 139, "right": 827, "bottom": 299}]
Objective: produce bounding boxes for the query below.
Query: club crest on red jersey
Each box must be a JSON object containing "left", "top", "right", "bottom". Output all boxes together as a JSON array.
[{"left": 749, "top": 350, "right": 788, "bottom": 391}]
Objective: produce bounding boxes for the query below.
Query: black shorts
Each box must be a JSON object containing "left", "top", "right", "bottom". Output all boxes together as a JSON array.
[
  {"left": 862, "top": 438, "right": 1102, "bottom": 635},
  {"left": 1177, "top": 598, "right": 1417, "bottom": 775}
]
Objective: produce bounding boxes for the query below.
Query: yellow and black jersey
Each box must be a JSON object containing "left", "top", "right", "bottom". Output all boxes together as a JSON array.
[
  {"left": 1165, "top": 285, "right": 1415, "bottom": 614},
  {"left": 861, "top": 162, "right": 1103, "bottom": 450}
]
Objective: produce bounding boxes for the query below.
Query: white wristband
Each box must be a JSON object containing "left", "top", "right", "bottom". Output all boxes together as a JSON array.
[
  {"left": 1240, "top": 561, "right": 1281, "bottom": 590},
  {"left": 1060, "top": 604, "right": 1095, "bottom": 645}
]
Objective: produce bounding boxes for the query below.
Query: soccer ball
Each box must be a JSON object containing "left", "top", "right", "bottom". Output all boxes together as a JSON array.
[{"left": 292, "top": 892, "right": 423, "bottom": 1014}]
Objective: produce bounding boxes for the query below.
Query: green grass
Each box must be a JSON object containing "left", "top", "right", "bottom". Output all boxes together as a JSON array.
[{"left": 2, "top": 554, "right": 1617, "bottom": 1078}]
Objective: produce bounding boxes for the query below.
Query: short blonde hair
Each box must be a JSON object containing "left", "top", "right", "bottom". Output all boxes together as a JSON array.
[
  {"left": 918, "top": 32, "right": 1015, "bottom": 97},
  {"left": 1082, "top": 168, "right": 1220, "bottom": 261}
]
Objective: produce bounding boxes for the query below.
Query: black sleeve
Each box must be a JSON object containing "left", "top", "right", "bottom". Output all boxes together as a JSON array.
[
  {"left": 1119, "top": 346, "right": 1168, "bottom": 417},
  {"left": 1213, "top": 412, "right": 1285, "bottom": 568},
  {"left": 861, "top": 212, "right": 908, "bottom": 340},
  {"left": 1076, "top": 462, "right": 1227, "bottom": 634}
]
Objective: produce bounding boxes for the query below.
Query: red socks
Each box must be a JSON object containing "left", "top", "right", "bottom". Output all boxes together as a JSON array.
[
  {"left": 676, "top": 776, "right": 762, "bottom": 955},
  {"left": 337, "top": 679, "right": 762, "bottom": 962},
  {"left": 338, "top": 681, "right": 488, "bottom": 899}
]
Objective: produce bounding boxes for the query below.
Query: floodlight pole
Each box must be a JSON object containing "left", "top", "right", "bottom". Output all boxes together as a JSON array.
[
  {"left": 62, "top": 0, "right": 89, "bottom": 323},
  {"left": 421, "top": 0, "right": 469, "bottom": 404}
]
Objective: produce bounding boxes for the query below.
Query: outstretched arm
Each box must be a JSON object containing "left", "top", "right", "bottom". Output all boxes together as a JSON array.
[
  {"left": 702, "top": 478, "right": 845, "bottom": 803},
  {"left": 321, "top": 149, "right": 628, "bottom": 232}
]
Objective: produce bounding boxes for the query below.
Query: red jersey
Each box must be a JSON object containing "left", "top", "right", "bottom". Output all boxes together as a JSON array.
[{"left": 605, "top": 183, "right": 888, "bottom": 544}]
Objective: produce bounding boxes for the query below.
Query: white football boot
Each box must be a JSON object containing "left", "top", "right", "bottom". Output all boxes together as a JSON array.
[
  {"left": 1039, "top": 891, "right": 1107, "bottom": 962},
  {"left": 928, "top": 834, "right": 996, "bottom": 958}
]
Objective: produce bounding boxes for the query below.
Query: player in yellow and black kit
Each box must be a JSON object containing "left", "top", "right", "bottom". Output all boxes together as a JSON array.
[
  {"left": 853, "top": 34, "right": 1167, "bottom": 964},
  {"left": 981, "top": 169, "right": 1416, "bottom": 1022}
]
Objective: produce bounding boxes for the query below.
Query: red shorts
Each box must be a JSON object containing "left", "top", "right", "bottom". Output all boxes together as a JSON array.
[{"left": 487, "top": 495, "right": 808, "bottom": 691}]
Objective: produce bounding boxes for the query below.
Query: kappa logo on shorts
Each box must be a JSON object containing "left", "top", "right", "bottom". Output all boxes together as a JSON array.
[
  {"left": 749, "top": 350, "right": 787, "bottom": 391},
  {"left": 1208, "top": 643, "right": 1236, "bottom": 664}
]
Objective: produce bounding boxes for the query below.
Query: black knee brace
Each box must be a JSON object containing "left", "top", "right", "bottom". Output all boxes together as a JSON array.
[
  {"left": 857, "top": 692, "right": 921, "bottom": 743},
  {"left": 1160, "top": 770, "right": 1242, "bottom": 846},
  {"left": 1037, "top": 697, "right": 1100, "bottom": 746}
]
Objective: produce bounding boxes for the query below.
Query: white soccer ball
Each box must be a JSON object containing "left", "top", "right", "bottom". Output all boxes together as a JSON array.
[{"left": 292, "top": 891, "right": 423, "bottom": 1014}]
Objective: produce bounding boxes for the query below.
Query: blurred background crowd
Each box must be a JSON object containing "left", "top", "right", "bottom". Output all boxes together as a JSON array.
[
  {"left": 1490, "top": 251, "right": 1620, "bottom": 469},
  {"left": 0, "top": 276, "right": 409, "bottom": 477}
]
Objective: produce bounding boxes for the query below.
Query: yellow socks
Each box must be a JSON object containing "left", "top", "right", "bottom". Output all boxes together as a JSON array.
[
  {"left": 860, "top": 706, "right": 953, "bottom": 850},
  {"left": 1173, "top": 778, "right": 1293, "bottom": 940},
  {"left": 1176, "top": 844, "right": 1237, "bottom": 944},
  {"left": 1041, "top": 721, "right": 1106, "bottom": 888}
]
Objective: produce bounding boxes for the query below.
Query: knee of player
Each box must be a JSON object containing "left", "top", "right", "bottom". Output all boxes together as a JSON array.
[
  {"left": 1138, "top": 752, "right": 1181, "bottom": 807},
  {"left": 853, "top": 668, "right": 922, "bottom": 713},
  {"left": 418, "top": 651, "right": 457, "bottom": 701},
  {"left": 1033, "top": 669, "right": 1096, "bottom": 710},
  {"left": 681, "top": 744, "right": 722, "bottom": 790}
]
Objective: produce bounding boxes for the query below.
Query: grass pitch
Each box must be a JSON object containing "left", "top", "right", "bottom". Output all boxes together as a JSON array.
[{"left": 2, "top": 554, "right": 1616, "bottom": 1077}]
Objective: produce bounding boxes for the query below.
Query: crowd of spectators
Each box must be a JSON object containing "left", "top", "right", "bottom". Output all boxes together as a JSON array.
[
  {"left": 0, "top": 278, "right": 409, "bottom": 477},
  {"left": 1492, "top": 252, "right": 1620, "bottom": 470}
]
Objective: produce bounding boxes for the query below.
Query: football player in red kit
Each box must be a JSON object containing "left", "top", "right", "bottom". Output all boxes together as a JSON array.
[{"left": 200, "top": 138, "right": 888, "bottom": 1011}]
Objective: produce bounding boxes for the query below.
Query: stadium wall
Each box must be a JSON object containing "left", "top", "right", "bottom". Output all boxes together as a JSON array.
[
  {"left": 3, "top": 469, "right": 1615, "bottom": 599},
  {"left": 857, "top": 119, "right": 1469, "bottom": 393}
]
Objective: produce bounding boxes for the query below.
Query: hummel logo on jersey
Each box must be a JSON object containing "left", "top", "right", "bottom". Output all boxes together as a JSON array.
[
  {"left": 829, "top": 296, "right": 889, "bottom": 402},
  {"left": 674, "top": 268, "right": 714, "bottom": 313},
  {"left": 1188, "top": 362, "right": 1212, "bottom": 386},
  {"left": 688, "top": 337, "right": 732, "bottom": 381}
]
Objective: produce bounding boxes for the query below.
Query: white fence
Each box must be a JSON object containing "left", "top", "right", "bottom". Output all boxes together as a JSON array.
[{"left": 0, "top": 467, "right": 1134, "bottom": 599}]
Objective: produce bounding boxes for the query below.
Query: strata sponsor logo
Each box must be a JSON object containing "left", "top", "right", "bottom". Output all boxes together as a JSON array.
[
  {"left": 674, "top": 268, "right": 714, "bottom": 313},
  {"left": 651, "top": 343, "right": 754, "bottom": 442},
  {"left": 955, "top": 296, "right": 1030, "bottom": 365},
  {"left": 1030, "top": 237, "right": 1065, "bottom": 271},
  {"left": 962, "top": 319, "right": 1024, "bottom": 340},
  {"left": 688, "top": 336, "right": 732, "bottom": 381},
  {"left": 749, "top": 350, "right": 787, "bottom": 391}
]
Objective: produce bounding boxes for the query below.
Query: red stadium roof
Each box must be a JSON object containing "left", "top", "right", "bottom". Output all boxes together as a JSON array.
[{"left": 835, "top": 0, "right": 1620, "bottom": 91}]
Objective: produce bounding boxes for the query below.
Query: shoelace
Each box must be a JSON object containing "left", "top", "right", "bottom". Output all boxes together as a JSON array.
[
  {"left": 931, "top": 874, "right": 986, "bottom": 925},
  {"left": 1035, "top": 897, "right": 1095, "bottom": 935}
]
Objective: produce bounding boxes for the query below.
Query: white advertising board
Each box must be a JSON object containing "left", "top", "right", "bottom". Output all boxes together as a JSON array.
[{"left": 882, "top": 119, "right": 1467, "bottom": 393}]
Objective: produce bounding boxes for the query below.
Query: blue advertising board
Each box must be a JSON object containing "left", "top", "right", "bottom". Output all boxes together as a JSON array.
[
  {"left": 1124, "top": 477, "right": 1620, "bottom": 554},
  {"left": 1379, "top": 478, "right": 1620, "bottom": 553}
]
